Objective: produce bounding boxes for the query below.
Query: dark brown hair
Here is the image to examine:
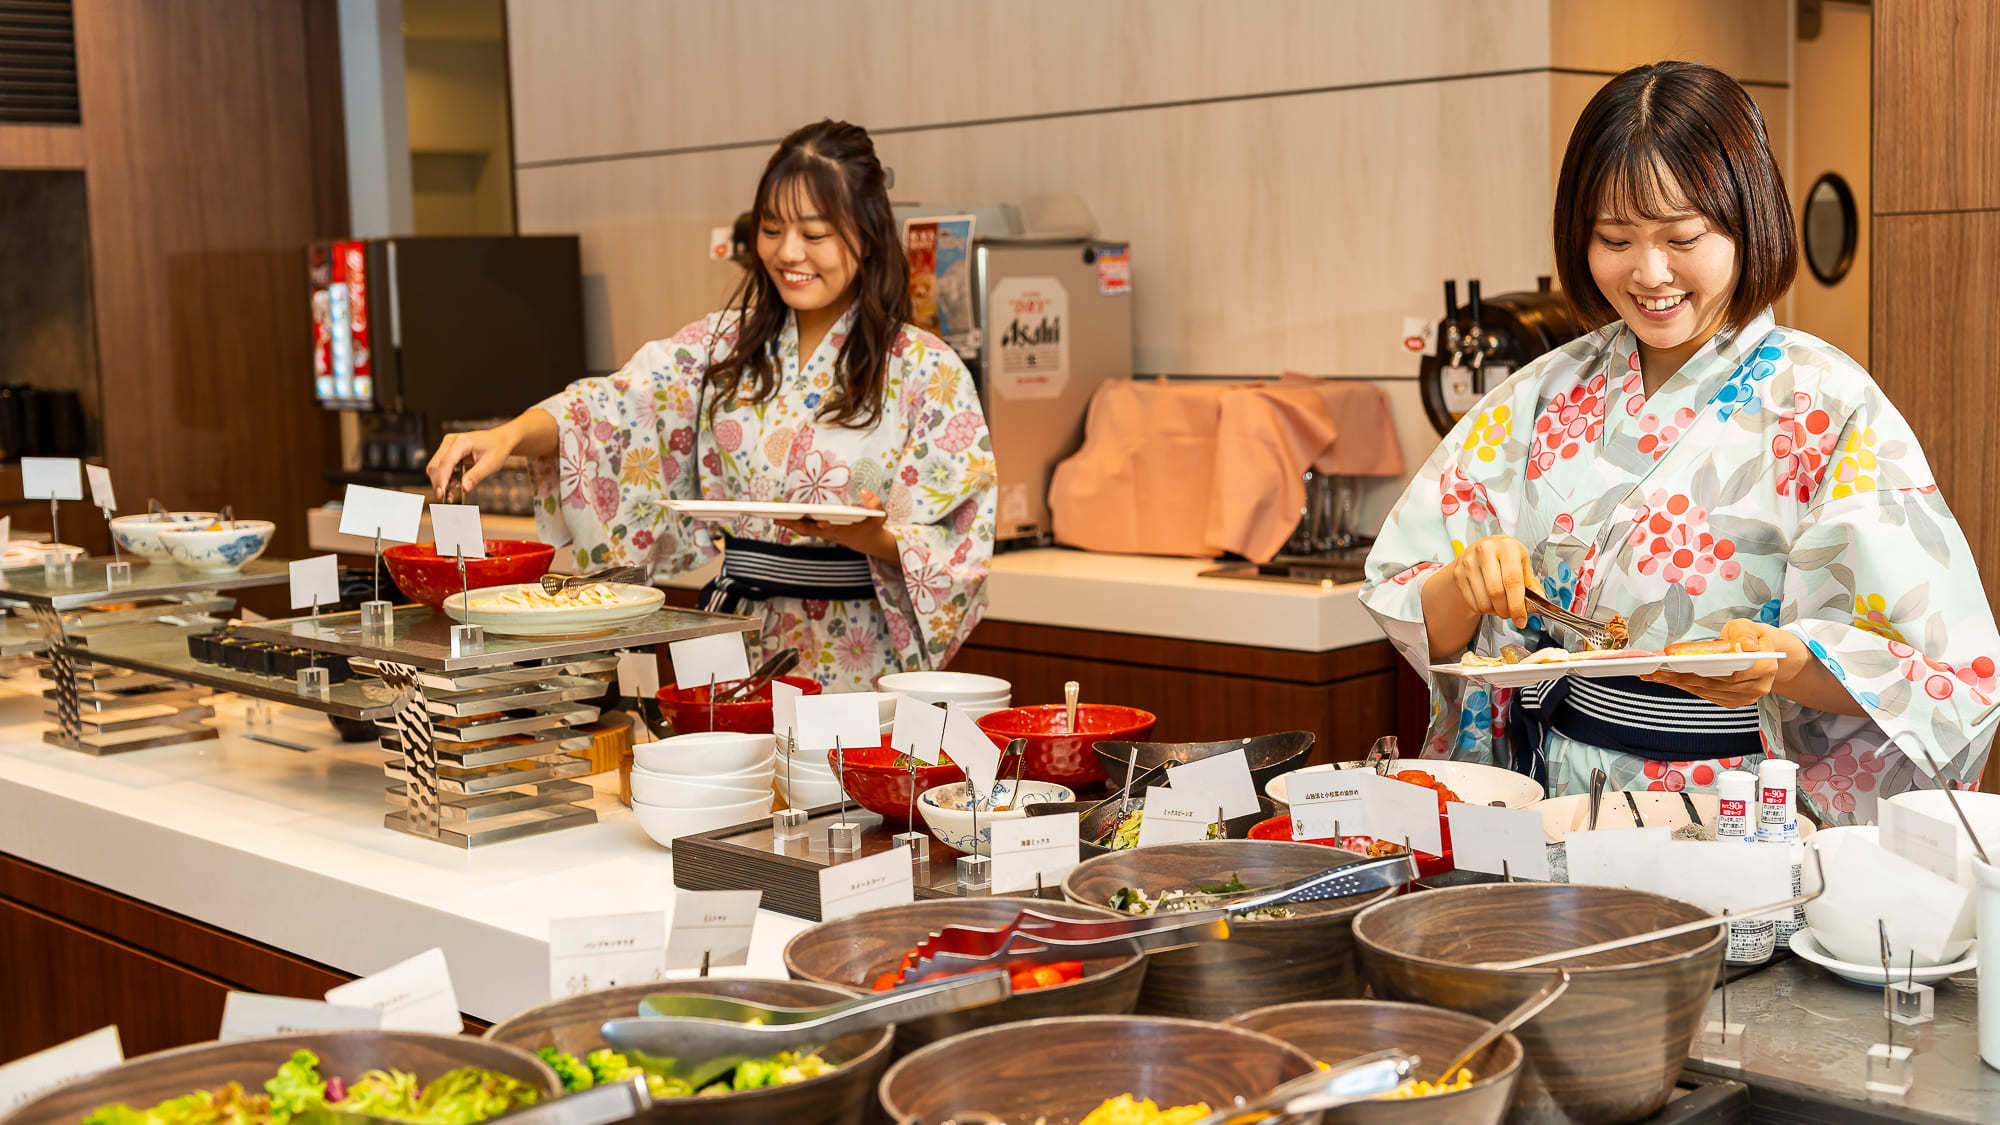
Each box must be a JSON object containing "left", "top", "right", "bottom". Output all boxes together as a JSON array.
[
  {"left": 1553, "top": 61, "right": 1797, "bottom": 333},
  {"left": 704, "top": 120, "right": 908, "bottom": 428}
]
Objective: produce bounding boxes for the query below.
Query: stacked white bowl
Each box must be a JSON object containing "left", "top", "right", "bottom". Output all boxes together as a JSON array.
[
  {"left": 774, "top": 728, "right": 847, "bottom": 810},
  {"left": 876, "top": 671, "right": 1012, "bottom": 722},
  {"left": 629, "top": 731, "right": 775, "bottom": 847}
]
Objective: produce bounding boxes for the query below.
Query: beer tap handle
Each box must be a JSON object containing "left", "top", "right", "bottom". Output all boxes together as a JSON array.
[
  {"left": 1442, "top": 280, "right": 1463, "bottom": 366},
  {"left": 1465, "top": 280, "right": 1487, "bottom": 371},
  {"left": 1444, "top": 280, "right": 1459, "bottom": 323}
]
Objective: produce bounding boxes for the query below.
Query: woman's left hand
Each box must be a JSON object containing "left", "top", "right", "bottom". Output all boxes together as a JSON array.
[
  {"left": 774, "top": 488, "right": 901, "bottom": 565},
  {"left": 1642, "top": 619, "right": 1806, "bottom": 709}
]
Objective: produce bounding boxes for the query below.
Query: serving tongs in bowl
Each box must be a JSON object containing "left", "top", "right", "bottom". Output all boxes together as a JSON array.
[
  {"left": 1523, "top": 589, "right": 1627, "bottom": 650},
  {"left": 1186, "top": 1049, "right": 1419, "bottom": 1125},
  {"left": 540, "top": 564, "right": 648, "bottom": 596},
  {"left": 602, "top": 970, "right": 1009, "bottom": 1087}
]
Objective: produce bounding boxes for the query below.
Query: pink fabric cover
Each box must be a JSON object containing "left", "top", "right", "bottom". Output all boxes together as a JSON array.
[{"left": 1049, "top": 377, "right": 1405, "bottom": 561}]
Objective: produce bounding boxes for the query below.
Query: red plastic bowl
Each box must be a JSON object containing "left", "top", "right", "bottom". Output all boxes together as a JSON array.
[
  {"left": 975, "top": 704, "right": 1157, "bottom": 790},
  {"left": 657, "top": 674, "right": 822, "bottom": 734},
  {"left": 1248, "top": 815, "right": 1454, "bottom": 878},
  {"left": 382, "top": 539, "right": 557, "bottom": 609},
  {"left": 830, "top": 739, "right": 967, "bottom": 819}
]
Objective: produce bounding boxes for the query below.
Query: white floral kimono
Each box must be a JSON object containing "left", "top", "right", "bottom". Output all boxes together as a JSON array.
[
  {"left": 1361, "top": 310, "right": 2000, "bottom": 824},
  {"left": 531, "top": 304, "right": 997, "bottom": 691}
]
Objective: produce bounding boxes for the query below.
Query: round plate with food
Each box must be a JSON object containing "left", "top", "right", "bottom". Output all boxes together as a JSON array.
[
  {"left": 1431, "top": 646, "right": 1785, "bottom": 687},
  {"left": 443, "top": 581, "right": 664, "bottom": 636},
  {"left": 666, "top": 499, "right": 883, "bottom": 526}
]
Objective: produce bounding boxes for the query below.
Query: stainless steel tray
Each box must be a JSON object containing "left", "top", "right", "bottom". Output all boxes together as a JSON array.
[
  {"left": 234, "top": 603, "right": 753, "bottom": 672},
  {"left": 0, "top": 556, "right": 290, "bottom": 610}
]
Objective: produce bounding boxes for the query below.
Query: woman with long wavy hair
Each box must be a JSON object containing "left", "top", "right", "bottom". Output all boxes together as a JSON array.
[{"left": 429, "top": 120, "right": 996, "bottom": 690}]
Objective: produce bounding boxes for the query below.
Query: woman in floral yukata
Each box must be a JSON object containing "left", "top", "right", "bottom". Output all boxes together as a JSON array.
[
  {"left": 427, "top": 120, "right": 996, "bottom": 691},
  {"left": 1360, "top": 62, "right": 2000, "bottom": 823}
]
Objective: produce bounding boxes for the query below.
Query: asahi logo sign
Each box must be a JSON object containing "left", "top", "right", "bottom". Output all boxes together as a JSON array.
[{"left": 990, "top": 276, "right": 1069, "bottom": 400}]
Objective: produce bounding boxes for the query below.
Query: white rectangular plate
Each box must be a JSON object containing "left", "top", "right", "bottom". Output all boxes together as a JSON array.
[
  {"left": 1429, "top": 650, "right": 1787, "bottom": 688},
  {"left": 667, "top": 499, "right": 882, "bottom": 526}
]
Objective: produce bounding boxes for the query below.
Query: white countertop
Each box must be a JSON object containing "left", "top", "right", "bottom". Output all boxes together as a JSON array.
[{"left": 0, "top": 675, "right": 807, "bottom": 1023}]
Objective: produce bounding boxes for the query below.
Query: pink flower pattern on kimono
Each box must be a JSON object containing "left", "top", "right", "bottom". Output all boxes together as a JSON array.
[
  {"left": 1625, "top": 490, "right": 1740, "bottom": 597},
  {"left": 1528, "top": 373, "right": 1607, "bottom": 479},
  {"left": 1797, "top": 742, "right": 1884, "bottom": 814},
  {"left": 791, "top": 448, "right": 850, "bottom": 504},
  {"left": 1771, "top": 392, "right": 1838, "bottom": 503},
  {"left": 1438, "top": 466, "right": 1493, "bottom": 522},
  {"left": 904, "top": 552, "right": 953, "bottom": 615},
  {"left": 1643, "top": 755, "right": 1749, "bottom": 792}
]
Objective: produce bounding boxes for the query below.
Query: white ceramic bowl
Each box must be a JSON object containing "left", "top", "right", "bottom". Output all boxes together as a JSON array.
[
  {"left": 628, "top": 767, "right": 770, "bottom": 808},
  {"left": 1885, "top": 789, "right": 2000, "bottom": 888},
  {"left": 916, "top": 779, "right": 1076, "bottom": 856},
  {"left": 1268, "top": 758, "right": 1544, "bottom": 809},
  {"left": 876, "top": 671, "right": 1012, "bottom": 704},
  {"left": 775, "top": 752, "right": 836, "bottom": 775},
  {"left": 157, "top": 520, "right": 275, "bottom": 572},
  {"left": 633, "top": 793, "right": 774, "bottom": 846},
  {"left": 635, "top": 759, "right": 774, "bottom": 788},
  {"left": 109, "top": 512, "right": 218, "bottom": 561},
  {"left": 633, "top": 731, "right": 775, "bottom": 774},
  {"left": 1806, "top": 824, "right": 1978, "bottom": 967},
  {"left": 777, "top": 774, "right": 847, "bottom": 809}
]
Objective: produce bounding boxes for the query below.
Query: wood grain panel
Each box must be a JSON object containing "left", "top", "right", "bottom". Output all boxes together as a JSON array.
[
  {"left": 962, "top": 620, "right": 1394, "bottom": 684},
  {"left": 72, "top": 0, "right": 346, "bottom": 558},
  {"left": 504, "top": 0, "right": 1551, "bottom": 165},
  {"left": 1549, "top": 0, "right": 1790, "bottom": 83},
  {"left": 1875, "top": 0, "right": 2000, "bottom": 214},
  {"left": 0, "top": 123, "right": 83, "bottom": 169}
]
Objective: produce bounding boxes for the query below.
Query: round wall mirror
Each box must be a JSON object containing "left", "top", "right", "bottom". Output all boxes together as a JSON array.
[{"left": 1803, "top": 172, "right": 1858, "bottom": 285}]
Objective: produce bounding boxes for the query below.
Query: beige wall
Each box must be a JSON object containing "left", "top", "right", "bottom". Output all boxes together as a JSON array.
[{"left": 1788, "top": 0, "right": 1870, "bottom": 363}]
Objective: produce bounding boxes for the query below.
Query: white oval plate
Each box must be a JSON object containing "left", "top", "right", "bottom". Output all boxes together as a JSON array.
[
  {"left": 667, "top": 499, "right": 883, "bottom": 526},
  {"left": 1267, "top": 758, "right": 1544, "bottom": 809},
  {"left": 1430, "top": 650, "right": 1786, "bottom": 688},
  {"left": 1789, "top": 929, "right": 1977, "bottom": 986},
  {"left": 443, "top": 581, "right": 664, "bottom": 636}
]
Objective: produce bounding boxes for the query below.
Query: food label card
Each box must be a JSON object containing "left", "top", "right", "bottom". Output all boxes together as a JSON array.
[
  {"left": 219, "top": 994, "right": 381, "bottom": 1040},
  {"left": 794, "top": 692, "right": 880, "bottom": 753},
  {"left": 616, "top": 651, "right": 661, "bottom": 700},
  {"left": 1289, "top": 769, "right": 1365, "bottom": 841},
  {"left": 1655, "top": 840, "right": 1793, "bottom": 914},
  {"left": 890, "top": 695, "right": 947, "bottom": 765},
  {"left": 84, "top": 464, "right": 116, "bottom": 512},
  {"left": 1564, "top": 827, "right": 1670, "bottom": 891},
  {"left": 1446, "top": 802, "right": 1550, "bottom": 880},
  {"left": 337, "top": 484, "right": 424, "bottom": 543},
  {"left": 428, "top": 504, "right": 486, "bottom": 558},
  {"left": 323, "top": 947, "right": 462, "bottom": 1034},
  {"left": 1882, "top": 801, "right": 1961, "bottom": 883},
  {"left": 288, "top": 555, "right": 341, "bottom": 610},
  {"left": 1358, "top": 772, "right": 1444, "bottom": 856},
  {"left": 819, "top": 846, "right": 914, "bottom": 920},
  {"left": 0, "top": 1026, "right": 122, "bottom": 1113},
  {"left": 19, "top": 457, "right": 83, "bottom": 502},
  {"left": 1816, "top": 836, "right": 1969, "bottom": 963},
  {"left": 666, "top": 889, "right": 761, "bottom": 970},
  {"left": 1136, "top": 785, "right": 1211, "bottom": 847},
  {"left": 943, "top": 707, "right": 1002, "bottom": 798},
  {"left": 1164, "top": 749, "right": 1260, "bottom": 820},
  {"left": 990, "top": 811, "right": 1080, "bottom": 893},
  {"left": 771, "top": 679, "right": 803, "bottom": 744},
  {"left": 668, "top": 631, "right": 751, "bottom": 691},
  {"left": 548, "top": 911, "right": 668, "bottom": 1000}
]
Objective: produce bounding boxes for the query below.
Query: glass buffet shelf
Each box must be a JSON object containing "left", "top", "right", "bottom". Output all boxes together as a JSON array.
[
  {"left": 0, "top": 556, "right": 291, "bottom": 610},
  {"left": 74, "top": 620, "right": 402, "bottom": 721},
  {"left": 232, "top": 603, "right": 754, "bottom": 672}
]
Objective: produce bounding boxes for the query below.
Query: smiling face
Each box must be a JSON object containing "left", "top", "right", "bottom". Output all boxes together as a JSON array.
[
  {"left": 1587, "top": 168, "right": 1741, "bottom": 382},
  {"left": 757, "top": 178, "right": 860, "bottom": 321}
]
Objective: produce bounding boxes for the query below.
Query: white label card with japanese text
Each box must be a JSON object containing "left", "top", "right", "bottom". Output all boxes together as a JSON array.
[
  {"left": 337, "top": 484, "right": 424, "bottom": 543},
  {"left": 1136, "top": 785, "right": 1211, "bottom": 847},
  {"left": 795, "top": 692, "right": 880, "bottom": 754},
  {"left": 1564, "top": 827, "right": 1670, "bottom": 891},
  {"left": 1288, "top": 768, "right": 1365, "bottom": 841},
  {"left": 548, "top": 911, "right": 667, "bottom": 1000},
  {"left": 0, "top": 1026, "right": 122, "bottom": 1113},
  {"left": 943, "top": 707, "right": 1001, "bottom": 798},
  {"left": 288, "top": 555, "right": 341, "bottom": 610},
  {"left": 1445, "top": 802, "right": 1551, "bottom": 880},
  {"left": 889, "top": 695, "right": 947, "bottom": 765},
  {"left": 1882, "top": 801, "right": 1960, "bottom": 883},
  {"left": 428, "top": 504, "right": 486, "bottom": 558},
  {"left": 1358, "top": 771, "right": 1443, "bottom": 856},
  {"left": 667, "top": 631, "right": 751, "bottom": 691},
  {"left": 1163, "top": 749, "right": 1259, "bottom": 820},
  {"left": 1654, "top": 841, "right": 1793, "bottom": 915},
  {"left": 19, "top": 457, "right": 83, "bottom": 502},
  {"left": 219, "top": 994, "right": 381, "bottom": 1041},
  {"left": 84, "top": 464, "right": 115, "bottom": 512},
  {"left": 666, "top": 889, "right": 761, "bottom": 970},
  {"left": 616, "top": 651, "right": 660, "bottom": 700},
  {"left": 990, "top": 811, "right": 1080, "bottom": 893},
  {"left": 819, "top": 846, "right": 915, "bottom": 920},
  {"left": 323, "top": 947, "right": 462, "bottom": 1034}
]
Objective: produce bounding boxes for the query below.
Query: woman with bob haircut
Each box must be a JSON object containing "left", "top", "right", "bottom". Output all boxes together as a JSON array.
[
  {"left": 429, "top": 120, "right": 996, "bottom": 690},
  {"left": 1361, "top": 61, "right": 1999, "bottom": 821}
]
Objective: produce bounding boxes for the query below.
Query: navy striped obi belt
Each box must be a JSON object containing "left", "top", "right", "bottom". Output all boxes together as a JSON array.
[
  {"left": 698, "top": 535, "right": 877, "bottom": 615},
  {"left": 1510, "top": 674, "right": 1761, "bottom": 765}
]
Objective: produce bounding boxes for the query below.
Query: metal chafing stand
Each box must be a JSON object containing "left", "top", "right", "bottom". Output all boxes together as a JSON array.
[
  {"left": 232, "top": 602, "right": 753, "bottom": 849},
  {"left": 0, "top": 556, "right": 292, "bottom": 754}
]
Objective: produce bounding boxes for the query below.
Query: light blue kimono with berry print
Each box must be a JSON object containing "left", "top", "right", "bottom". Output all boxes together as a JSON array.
[
  {"left": 529, "top": 305, "right": 997, "bottom": 692},
  {"left": 1361, "top": 309, "right": 2000, "bottom": 823}
]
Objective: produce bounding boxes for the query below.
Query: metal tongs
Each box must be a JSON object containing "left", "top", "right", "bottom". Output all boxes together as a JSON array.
[
  {"left": 1186, "top": 1050, "right": 1418, "bottom": 1125},
  {"left": 1524, "top": 589, "right": 1627, "bottom": 649},
  {"left": 541, "top": 564, "right": 648, "bottom": 595},
  {"left": 603, "top": 969, "right": 1009, "bottom": 1086},
  {"left": 295, "top": 1077, "right": 649, "bottom": 1125}
]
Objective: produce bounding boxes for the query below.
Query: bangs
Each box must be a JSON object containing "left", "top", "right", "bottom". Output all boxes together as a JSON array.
[
  {"left": 1595, "top": 150, "right": 1705, "bottom": 226},
  {"left": 757, "top": 163, "right": 848, "bottom": 230}
]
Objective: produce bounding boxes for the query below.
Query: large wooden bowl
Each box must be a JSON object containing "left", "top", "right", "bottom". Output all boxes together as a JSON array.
[
  {"left": 1224, "top": 1000, "right": 1523, "bottom": 1125},
  {"left": 877, "top": 1015, "right": 1317, "bottom": 1125},
  {"left": 1062, "top": 840, "right": 1394, "bottom": 1021},
  {"left": 783, "top": 896, "right": 1148, "bottom": 1055},
  {"left": 1353, "top": 884, "right": 1724, "bottom": 1125},
  {"left": 1093, "top": 731, "right": 1315, "bottom": 793},
  {"left": 5, "top": 1030, "right": 557, "bottom": 1125},
  {"left": 484, "top": 977, "right": 891, "bottom": 1125}
]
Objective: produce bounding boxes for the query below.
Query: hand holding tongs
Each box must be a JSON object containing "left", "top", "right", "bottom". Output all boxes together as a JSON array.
[
  {"left": 540, "top": 564, "right": 648, "bottom": 596},
  {"left": 1523, "top": 589, "right": 1628, "bottom": 649},
  {"left": 1185, "top": 1050, "right": 1418, "bottom": 1125}
]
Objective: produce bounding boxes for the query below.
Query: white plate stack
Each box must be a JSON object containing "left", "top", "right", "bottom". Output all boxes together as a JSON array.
[
  {"left": 876, "top": 671, "right": 1012, "bottom": 722},
  {"left": 628, "top": 731, "right": 775, "bottom": 847}
]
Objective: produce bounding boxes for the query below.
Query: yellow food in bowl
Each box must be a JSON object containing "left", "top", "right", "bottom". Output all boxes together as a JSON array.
[
  {"left": 1077, "top": 1094, "right": 1212, "bottom": 1125},
  {"left": 1380, "top": 1066, "right": 1474, "bottom": 1099}
]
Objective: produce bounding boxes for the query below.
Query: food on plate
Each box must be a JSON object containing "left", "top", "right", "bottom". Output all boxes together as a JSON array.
[
  {"left": 1107, "top": 874, "right": 1293, "bottom": 921},
  {"left": 1458, "top": 652, "right": 1506, "bottom": 668},
  {"left": 1605, "top": 613, "right": 1630, "bottom": 647},
  {"left": 470, "top": 584, "right": 634, "bottom": 611},
  {"left": 1664, "top": 637, "right": 1742, "bottom": 655},
  {"left": 1102, "top": 807, "right": 1222, "bottom": 850},
  {"left": 1500, "top": 644, "right": 1532, "bottom": 663},
  {"left": 870, "top": 946, "right": 1085, "bottom": 993},
  {"left": 1574, "top": 648, "right": 1662, "bottom": 660},
  {"left": 1337, "top": 835, "right": 1413, "bottom": 858},
  {"left": 1381, "top": 1066, "right": 1475, "bottom": 1099},
  {"left": 1074, "top": 1094, "right": 1212, "bottom": 1125},
  {"left": 1520, "top": 647, "right": 1574, "bottom": 664},
  {"left": 81, "top": 1050, "right": 539, "bottom": 1125},
  {"left": 536, "top": 1045, "right": 832, "bottom": 1098},
  {"left": 1391, "top": 769, "right": 1463, "bottom": 810}
]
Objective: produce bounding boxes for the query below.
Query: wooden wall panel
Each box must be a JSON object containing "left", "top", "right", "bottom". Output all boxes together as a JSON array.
[
  {"left": 72, "top": 0, "right": 346, "bottom": 558},
  {"left": 0, "top": 123, "right": 83, "bottom": 169},
  {"left": 1874, "top": 0, "right": 2000, "bottom": 214}
]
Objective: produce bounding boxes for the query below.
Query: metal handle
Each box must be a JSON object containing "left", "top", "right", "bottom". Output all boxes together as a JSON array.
[
  {"left": 804, "top": 969, "right": 1011, "bottom": 1039},
  {"left": 1230, "top": 853, "right": 1416, "bottom": 913},
  {"left": 494, "top": 1077, "right": 650, "bottom": 1125},
  {"left": 1587, "top": 768, "right": 1608, "bottom": 831}
]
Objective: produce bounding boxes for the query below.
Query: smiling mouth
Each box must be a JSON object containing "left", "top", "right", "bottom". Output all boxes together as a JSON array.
[
  {"left": 1636, "top": 293, "right": 1687, "bottom": 313},
  {"left": 779, "top": 270, "right": 817, "bottom": 287}
]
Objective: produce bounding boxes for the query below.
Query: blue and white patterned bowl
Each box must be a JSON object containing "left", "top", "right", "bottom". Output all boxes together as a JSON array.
[
  {"left": 917, "top": 779, "right": 1075, "bottom": 856},
  {"left": 157, "top": 520, "right": 275, "bottom": 572},
  {"left": 108, "top": 511, "right": 218, "bottom": 562}
]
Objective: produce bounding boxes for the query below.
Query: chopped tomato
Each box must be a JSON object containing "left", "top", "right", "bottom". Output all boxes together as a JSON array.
[
  {"left": 872, "top": 971, "right": 901, "bottom": 992},
  {"left": 1027, "top": 966, "right": 1067, "bottom": 990}
]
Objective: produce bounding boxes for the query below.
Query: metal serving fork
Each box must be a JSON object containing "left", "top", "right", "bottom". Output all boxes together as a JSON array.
[
  {"left": 1524, "top": 589, "right": 1627, "bottom": 649},
  {"left": 540, "top": 565, "right": 648, "bottom": 595}
]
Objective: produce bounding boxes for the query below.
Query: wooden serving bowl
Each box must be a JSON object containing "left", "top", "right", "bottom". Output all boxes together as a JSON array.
[
  {"left": 877, "top": 1015, "right": 1317, "bottom": 1125},
  {"left": 1353, "top": 884, "right": 1724, "bottom": 1125},
  {"left": 6, "top": 1030, "right": 557, "bottom": 1125},
  {"left": 1224, "top": 1000, "right": 1523, "bottom": 1125},
  {"left": 1062, "top": 840, "right": 1394, "bottom": 1021},
  {"left": 485, "top": 977, "right": 892, "bottom": 1125},
  {"left": 1093, "top": 730, "right": 1315, "bottom": 793},
  {"left": 783, "top": 896, "right": 1148, "bottom": 1055}
]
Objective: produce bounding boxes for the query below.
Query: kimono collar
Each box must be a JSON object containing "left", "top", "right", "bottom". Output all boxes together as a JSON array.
[
  {"left": 1610, "top": 307, "right": 1778, "bottom": 402},
  {"left": 775, "top": 301, "right": 862, "bottom": 370}
]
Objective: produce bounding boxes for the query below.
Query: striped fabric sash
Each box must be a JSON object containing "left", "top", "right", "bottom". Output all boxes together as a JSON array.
[
  {"left": 1511, "top": 674, "right": 1760, "bottom": 765},
  {"left": 698, "top": 535, "right": 876, "bottom": 614}
]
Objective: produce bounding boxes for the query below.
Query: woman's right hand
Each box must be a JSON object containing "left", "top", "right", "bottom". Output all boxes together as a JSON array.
[
  {"left": 426, "top": 423, "right": 522, "bottom": 499},
  {"left": 1438, "top": 534, "right": 1536, "bottom": 628}
]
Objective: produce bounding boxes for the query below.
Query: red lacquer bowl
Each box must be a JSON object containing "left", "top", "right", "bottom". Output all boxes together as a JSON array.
[
  {"left": 975, "top": 704, "right": 1157, "bottom": 790},
  {"left": 830, "top": 740, "right": 967, "bottom": 819},
  {"left": 382, "top": 539, "right": 557, "bottom": 609},
  {"left": 1248, "top": 815, "right": 1455, "bottom": 878},
  {"left": 657, "top": 674, "right": 823, "bottom": 734}
]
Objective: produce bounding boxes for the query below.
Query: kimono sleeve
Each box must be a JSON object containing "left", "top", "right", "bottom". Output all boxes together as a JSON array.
[
  {"left": 528, "top": 315, "right": 720, "bottom": 576},
  {"left": 874, "top": 336, "right": 996, "bottom": 671}
]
